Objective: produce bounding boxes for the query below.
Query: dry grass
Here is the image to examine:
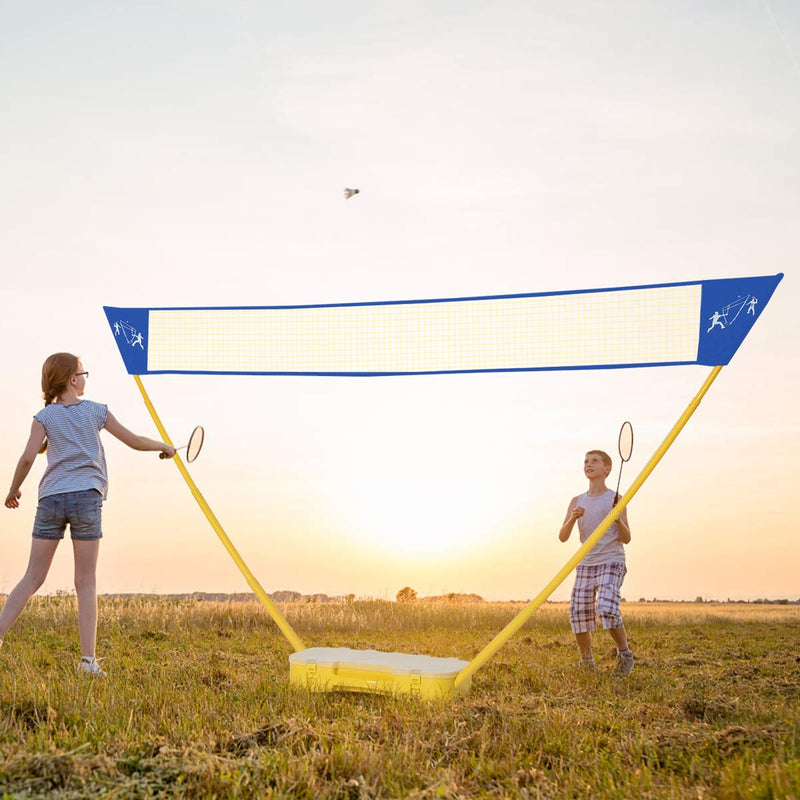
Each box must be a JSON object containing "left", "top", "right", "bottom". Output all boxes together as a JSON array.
[{"left": 1, "top": 597, "right": 799, "bottom": 798}]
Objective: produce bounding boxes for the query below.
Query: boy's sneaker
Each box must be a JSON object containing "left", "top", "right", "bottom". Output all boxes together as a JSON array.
[
  {"left": 613, "top": 650, "right": 634, "bottom": 677},
  {"left": 78, "top": 656, "right": 106, "bottom": 677}
]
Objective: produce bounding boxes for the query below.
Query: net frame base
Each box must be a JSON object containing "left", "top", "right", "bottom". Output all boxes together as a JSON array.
[{"left": 288, "top": 647, "right": 471, "bottom": 699}]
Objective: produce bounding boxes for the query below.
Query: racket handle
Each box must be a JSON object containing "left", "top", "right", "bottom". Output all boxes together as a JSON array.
[{"left": 159, "top": 452, "right": 168, "bottom": 459}]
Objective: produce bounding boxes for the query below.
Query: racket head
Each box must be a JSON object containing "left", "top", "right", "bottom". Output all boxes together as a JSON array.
[
  {"left": 618, "top": 421, "right": 634, "bottom": 463},
  {"left": 185, "top": 425, "right": 205, "bottom": 463}
]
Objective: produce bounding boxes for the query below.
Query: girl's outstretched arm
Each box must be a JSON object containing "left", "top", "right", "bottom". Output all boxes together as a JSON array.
[
  {"left": 5, "top": 421, "right": 46, "bottom": 508},
  {"left": 104, "top": 412, "right": 176, "bottom": 457}
]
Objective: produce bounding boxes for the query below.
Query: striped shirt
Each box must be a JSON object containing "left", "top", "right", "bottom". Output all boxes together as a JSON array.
[
  {"left": 575, "top": 489, "right": 626, "bottom": 567},
  {"left": 34, "top": 400, "right": 109, "bottom": 500}
]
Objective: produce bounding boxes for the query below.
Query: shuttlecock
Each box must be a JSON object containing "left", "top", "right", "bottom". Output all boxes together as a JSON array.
[{"left": 344, "top": 188, "right": 360, "bottom": 199}]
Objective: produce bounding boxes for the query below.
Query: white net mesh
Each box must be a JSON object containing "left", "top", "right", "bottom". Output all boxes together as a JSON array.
[{"left": 146, "top": 285, "right": 701, "bottom": 374}]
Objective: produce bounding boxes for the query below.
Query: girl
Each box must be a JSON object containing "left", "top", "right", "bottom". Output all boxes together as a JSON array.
[{"left": 1, "top": 353, "right": 175, "bottom": 675}]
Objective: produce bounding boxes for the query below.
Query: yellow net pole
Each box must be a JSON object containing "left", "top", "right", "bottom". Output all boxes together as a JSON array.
[
  {"left": 133, "top": 375, "right": 306, "bottom": 653},
  {"left": 453, "top": 365, "right": 724, "bottom": 690}
]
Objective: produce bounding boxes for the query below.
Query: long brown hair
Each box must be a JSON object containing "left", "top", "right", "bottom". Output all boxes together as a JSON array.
[{"left": 39, "top": 352, "right": 80, "bottom": 453}]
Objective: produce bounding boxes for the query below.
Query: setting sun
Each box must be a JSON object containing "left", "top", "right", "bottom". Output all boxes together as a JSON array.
[{"left": 322, "top": 437, "right": 518, "bottom": 559}]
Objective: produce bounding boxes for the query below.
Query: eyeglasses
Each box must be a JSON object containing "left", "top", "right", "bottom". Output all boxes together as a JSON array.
[{"left": 75, "top": 371, "right": 89, "bottom": 378}]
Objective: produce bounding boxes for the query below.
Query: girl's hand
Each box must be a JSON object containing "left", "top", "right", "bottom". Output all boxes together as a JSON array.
[
  {"left": 571, "top": 506, "right": 585, "bottom": 521},
  {"left": 5, "top": 490, "right": 21, "bottom": 509},
  {"left": 161, "top": 445, "right": 177, "bottom": 459}
]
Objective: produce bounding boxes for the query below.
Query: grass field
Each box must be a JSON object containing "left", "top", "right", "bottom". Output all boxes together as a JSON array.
[{"left": 1, "top": 597, "right": 798, "bottom": 799}]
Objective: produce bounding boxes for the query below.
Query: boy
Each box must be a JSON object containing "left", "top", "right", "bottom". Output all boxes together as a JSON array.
[{"left": 559, "top": 449, "right": 634, "bottom": 676}]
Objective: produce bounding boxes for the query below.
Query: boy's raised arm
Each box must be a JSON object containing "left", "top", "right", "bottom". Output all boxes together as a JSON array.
[
  {"left": 559, "top": 496, "right": 583, "bottom": 542},
  {"left": 616, "top": 506, "right": 631, "bottom": 544}
]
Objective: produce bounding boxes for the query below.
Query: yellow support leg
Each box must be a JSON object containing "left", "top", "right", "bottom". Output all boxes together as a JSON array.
[
  {"left": 453, "top": 365, "right": 724, "bottom": 690},
  {"left": 133, "top": 375, "right": 306, "bottom": 653}
]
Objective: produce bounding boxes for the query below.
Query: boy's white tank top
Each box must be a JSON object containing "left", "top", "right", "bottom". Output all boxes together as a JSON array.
[{"left": 575, "top": 489, "right": 626, "bottom": 567}]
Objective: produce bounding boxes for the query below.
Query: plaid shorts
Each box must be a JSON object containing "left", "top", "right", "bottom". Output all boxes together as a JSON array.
[{"left": 569, "top": 562, "right": 627, "bottom": 634}]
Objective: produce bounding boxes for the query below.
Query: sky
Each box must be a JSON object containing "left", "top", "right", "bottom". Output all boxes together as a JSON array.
[{"left": 1, "top": 1, "right": 799, "bottom": 603}]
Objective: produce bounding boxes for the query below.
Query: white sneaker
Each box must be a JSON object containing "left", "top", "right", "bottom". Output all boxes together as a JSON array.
[{"left": 78, "top": 656, "right": 107, "bottom": 677}]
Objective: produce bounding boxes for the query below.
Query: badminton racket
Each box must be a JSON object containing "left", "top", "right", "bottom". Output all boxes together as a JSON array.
[
  {"left": 613, "top": 421, "right": 633, "bottom": 506},
  {"left": 159, "top": 425, "right": 204, "bottom": 462}
]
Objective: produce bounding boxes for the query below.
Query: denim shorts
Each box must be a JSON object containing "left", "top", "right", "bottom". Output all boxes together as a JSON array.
[{"left": 32, "top": 489, "right": 104, "bottom": 541}]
